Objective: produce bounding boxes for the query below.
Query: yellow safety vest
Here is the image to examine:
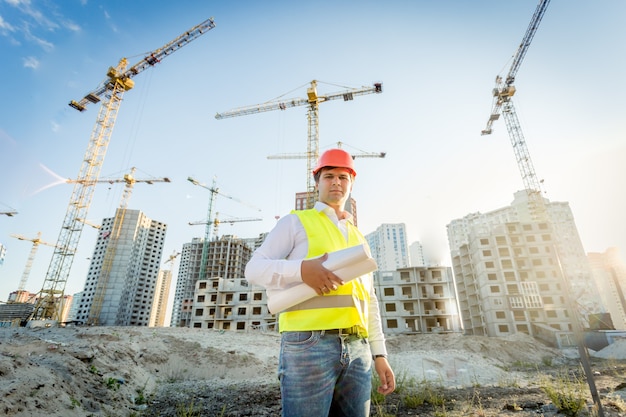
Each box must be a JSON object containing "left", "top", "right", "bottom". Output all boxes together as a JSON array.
[{"left": 278, "top": 208, "right": 370, "bottom": 336}]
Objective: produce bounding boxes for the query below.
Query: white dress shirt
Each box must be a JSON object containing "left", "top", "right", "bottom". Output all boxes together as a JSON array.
[{"left": 245, "top": 202, "right": 388, "bottom": 356}]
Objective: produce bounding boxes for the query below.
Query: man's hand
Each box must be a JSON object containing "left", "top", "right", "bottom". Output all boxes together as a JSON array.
[
  {"left": 300, "top": 253, "right": 345, "bottom": 296},
  {"left": 374, "top": 358, "right": 395, "bottom": 395}
]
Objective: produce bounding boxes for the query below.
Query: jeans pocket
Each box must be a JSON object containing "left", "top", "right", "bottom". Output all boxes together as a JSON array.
[{"left": 281, "top": 331, "right": 320, "bottom": 352}]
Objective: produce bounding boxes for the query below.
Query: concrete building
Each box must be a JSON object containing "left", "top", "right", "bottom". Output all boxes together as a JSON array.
[
  {"left": 588, "top": 247, "right": 626, "bottom": 331},
  {"left": 73, "top": 209, "right": 167, "bottom": 326},
  {"left": 170, "top": 235, "right": 253, "bottom": 328},
  {"left": 149, "top": 268, "right": 172, "bottom": 327},
  {"left": 66, "top": 291, "right": 82, "bottom": 322},
  {"left": 365, "top": 223, "right": 410, "bottom": 272},
  {"left": 376, "top": 266, "right": 461, "bottom": 334},
  {"left": 409, "top": 241, "right": 426, "bottom": 267},
  {"left": 0, "top": 242, "right": 6, "bottom": 266},
  {"left": 185, "top": 263, "right": 458, "bottom": 335},
  {"left": 447, "top": 191, "right": 603, "bottom": 346},
  {"left": 189, "top": 276, "right": 276, "bottom": 331}
]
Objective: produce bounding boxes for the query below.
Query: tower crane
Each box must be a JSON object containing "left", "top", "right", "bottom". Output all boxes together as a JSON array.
[
  {"left": 215, "top": 80, "right": 383, "bottom": 209},
  {"left": 189, "top": 211, "right": 262, "bottom": 238},
  {"left": 481, "top": 2, "right": 604, "bottom": 413},
  {"left": 268, "top": 141, "right": 386, "bottom": 161},
  {"left": 1, "top": 203, "right": 17, "bottom": 217},
  {"left": 480, "top": 1, "right": 550, "bottom": 221},
  {"left": 187, "top": 176, "right": 261, "bottom": 280},
  {"left": 76, "top": 218, "right": 101, "bottom": 230},
  {"left": 10, "top": 232, "right": 70, "bottom": 300},
  {"left": 30, "top": 18, "right": 216, "bottom": 322},
  {"left": 86, "top": 167, "right": 171, "bottom": 325},
  {"left": 164, "top": 250, "right": 181, "bottom": 268}
]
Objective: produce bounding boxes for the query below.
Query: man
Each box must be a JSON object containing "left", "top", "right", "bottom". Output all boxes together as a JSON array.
[{"left": 245, "top": 148, "right": 395, "bottom": 417}]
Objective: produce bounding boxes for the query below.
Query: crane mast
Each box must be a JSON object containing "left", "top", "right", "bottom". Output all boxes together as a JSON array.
[
  {"left": 216, "top": 80, "right": 382, "bottom": 208},
  {"left": 187, "top": 176, "right": 261, "bottom": 281},
  {"left": 481, "top": 1, "right": 550, "bottom": 222},
  {"left": 10, "top": 232, "right": 68, "bottom": 298},
  {"left": 480, "top": 2, "right": 605, "bottom": 413},
  {"left": 30, "top": 18, "right": 216, "bottom": 322}
]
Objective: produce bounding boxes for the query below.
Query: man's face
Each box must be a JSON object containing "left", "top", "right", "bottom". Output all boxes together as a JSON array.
[{"left": 316, "top": 167, "right": 353, "bottom": 207}]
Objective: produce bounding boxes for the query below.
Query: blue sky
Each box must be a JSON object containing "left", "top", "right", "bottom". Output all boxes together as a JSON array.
[{"left": 1, "top": 0, "right": 625, "bottom": 303}]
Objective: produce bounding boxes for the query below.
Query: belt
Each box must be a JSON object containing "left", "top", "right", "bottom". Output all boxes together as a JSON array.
[{"left": 324, "top": 326, "right": 361, "bottom": 336}]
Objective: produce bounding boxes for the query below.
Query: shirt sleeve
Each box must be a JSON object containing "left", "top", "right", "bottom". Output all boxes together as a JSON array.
[
  {"left": 366, "top": 275, "right": 388, "bottom": 357},
  {"left": 244, "top": 214, "right": 307, "bottom": 289}
]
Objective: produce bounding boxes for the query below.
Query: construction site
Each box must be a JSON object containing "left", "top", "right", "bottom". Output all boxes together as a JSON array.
[{"left": 1, "top": 1, "right": 626, "bottom": 416}]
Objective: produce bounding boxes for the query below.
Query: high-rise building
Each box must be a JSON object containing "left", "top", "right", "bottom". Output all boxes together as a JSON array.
[
  {"left": 588, "top": 248, "right": 626, "bottom": 331},
  {"left": 73, "top": 209, "right": 167, "bottom": 326},
  {"left": 150, "top": 268, "right": 172, "bottom": 327},
  {"left": 170, "top": 235, "right": 253, "bottom": 327},
  {"left": 0, "top": 242, "right": 6, "bottom": 267},
  {"left": 447, "top": 191, "right": 603, "bottom": 346},
  {"left": 409, "top": 241, "right": 426, "bottom": 267},
  {"left": 365, "top": 223, "right": 410, "bottom": 272}
]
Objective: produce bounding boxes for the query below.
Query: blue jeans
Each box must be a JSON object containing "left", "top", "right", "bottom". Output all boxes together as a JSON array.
[{"left": 278, "top": 330, "right": 372, "bottom": 417}]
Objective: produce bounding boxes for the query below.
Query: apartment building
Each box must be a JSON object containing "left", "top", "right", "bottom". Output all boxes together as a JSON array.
[
  {"left": 365, "top": 223, "right": 410, "bottom": 272},
  {"left": 189, "top": 276, "right": 275, "bottom": 331},
  {"left": 186, "top": 264, "right": 458, "bottom": 335},
  {"left": 409, "top": 241, "right": 426, "bottom": 267},
  {"left": 588, "top": 247, "right": 626, "bottom": 330},
  {"left": 171, "top": 235, "right": 253, "bottom": 327},
  {"left": 149, "top": 268, "right": 172, "bottom": 327},
  {"left": 447, "top": 191, "right": 603, "bottom": 346},
  {"left": 376, "top": 266, "right": 461, "bottom": 334},
  {"left": 73, "top": 209, "right": 167, "bottom": 326},
  {"left": 0, "top": 242, "right": 6, "bottom": 266}
]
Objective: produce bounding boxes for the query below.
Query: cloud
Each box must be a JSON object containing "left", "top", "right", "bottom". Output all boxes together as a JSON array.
[
  {"left": 22, "top": 55, "right": 39, "bottom": 69},
  {"left": 3, "top": 0, "right": 61, "bottom": 51},
  {"left": 0, "top": 15, "right": 16, "bottom": 34},
  {"left": 62, "top": 20, "right": 81, "bottom": 32},
  {"left": 25, "top": 31, "right": 54, "bottom": 51}
]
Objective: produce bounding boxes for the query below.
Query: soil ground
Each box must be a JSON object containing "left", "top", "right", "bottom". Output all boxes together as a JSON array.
[{"left": 0, "top": 326, "right": 625, "bottom": 417}]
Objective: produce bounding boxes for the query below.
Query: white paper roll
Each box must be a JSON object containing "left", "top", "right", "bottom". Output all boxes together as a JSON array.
[{"left": 267, "top": 244, "right": 378, "bottom": 314}]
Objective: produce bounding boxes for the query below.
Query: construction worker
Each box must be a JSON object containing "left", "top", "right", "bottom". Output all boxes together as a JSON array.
[{"left": 245, "top": 148, "right": 395, "bottom": 417}]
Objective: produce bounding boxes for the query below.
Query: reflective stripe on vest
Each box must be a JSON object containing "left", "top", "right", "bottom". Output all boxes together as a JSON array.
[{"left": 278, "top": 208, "right": 370, "bottom": 335}]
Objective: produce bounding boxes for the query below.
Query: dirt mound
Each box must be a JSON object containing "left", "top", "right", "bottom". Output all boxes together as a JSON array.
[{"left": 0, "top": 326, "right": 625, "bottom": 417}]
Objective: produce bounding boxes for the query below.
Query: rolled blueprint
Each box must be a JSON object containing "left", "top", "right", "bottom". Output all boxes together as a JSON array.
[{"left": 267, "top": 244, "right": 378, "bottom": 314}]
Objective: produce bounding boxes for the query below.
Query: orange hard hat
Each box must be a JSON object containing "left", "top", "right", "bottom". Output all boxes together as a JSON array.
[{"left": 312, "top": 148, "right": 356, "bottom": 177}]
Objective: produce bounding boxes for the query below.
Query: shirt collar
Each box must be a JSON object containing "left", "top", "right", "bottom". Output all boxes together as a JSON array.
[{"left": 314, "top": 201, "right": 354, "bottom": 224}]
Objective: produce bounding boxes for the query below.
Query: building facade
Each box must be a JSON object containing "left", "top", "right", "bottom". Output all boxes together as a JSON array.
[
  {"left": 149, "top": 268, "right": 172, "bottom": 327},
  {"left": 409, "top": 241, "right": 426, "bottom": 267},
  {"left": 73, "top": 209, "right": 167, "bottom": 326},
  {"left": 375, "top": 266, "right": 461, "bottom": 334},
  {"left": 588, "top": 248, "right": 626, "bottom": 331},
  {"left": 365, "top": 223, "right": 410, "bottom": 272},
  {"left": 189, "top": 276, "right": 276, "bottom": 331},
  {"left": 447, "top": 191, "right": 603, "bottom": 346},
  {"left": 170, "top": 235, "right": 253, "bottom": 327}
]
